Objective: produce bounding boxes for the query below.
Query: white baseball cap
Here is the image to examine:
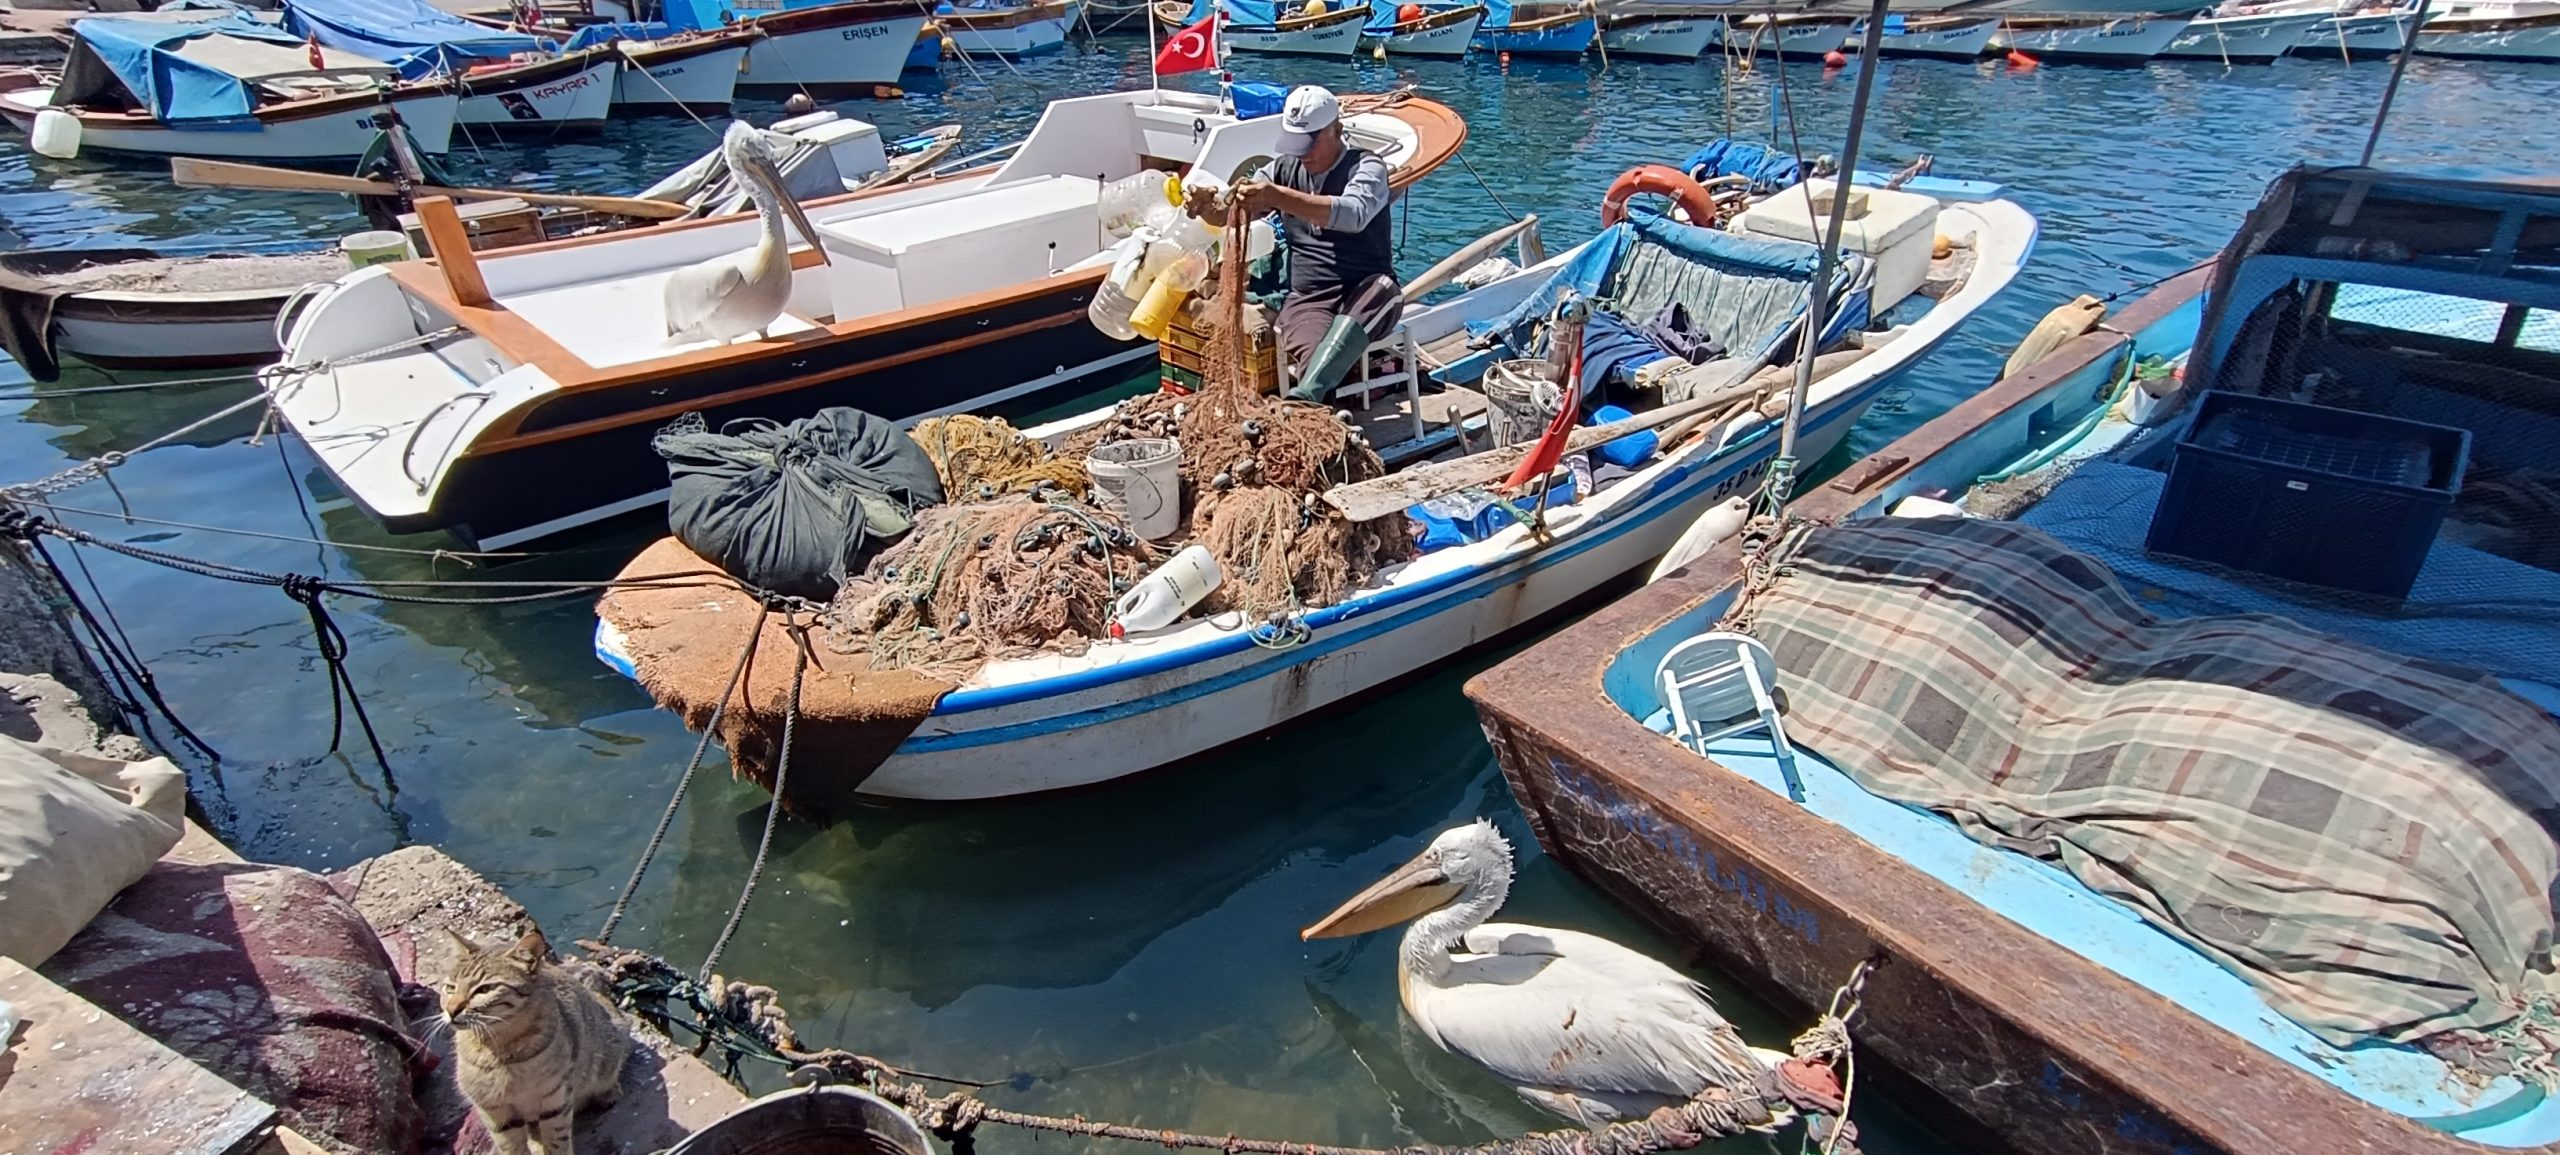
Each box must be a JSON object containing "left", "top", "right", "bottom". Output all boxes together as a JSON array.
[{"left": 1275, "top": 85, "right": 1340, "bottom": 157}]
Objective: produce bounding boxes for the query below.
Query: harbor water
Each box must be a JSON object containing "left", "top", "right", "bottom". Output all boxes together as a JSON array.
[{"left": 6, "top": 43, "right": 2555, "bottom": 1151}]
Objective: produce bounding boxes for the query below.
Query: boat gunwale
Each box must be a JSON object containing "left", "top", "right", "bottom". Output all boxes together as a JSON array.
[
  {"left": 1389, "top": 5, "right": 1489, "bottom": 34},
  {"left": 1463, "top": 261, "right": 2549, "bottom": 1154},
  {"left": 937, "top": 0, "right": 1078, "bottom": 32},
  {"left": 0, "top": 79, "right": 453, "bottom": 129},
  {"left": 452, "top": 47, "right": 619, "bottom": 97}
]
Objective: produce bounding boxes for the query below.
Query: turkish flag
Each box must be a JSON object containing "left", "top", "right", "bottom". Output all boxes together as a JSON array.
[{"left": 1156, "top": 14, "right": 1219, "bottom": 76}]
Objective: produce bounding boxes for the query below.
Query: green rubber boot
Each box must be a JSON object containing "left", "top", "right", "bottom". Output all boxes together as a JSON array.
[{"left": 1288, "top": 314, "right": 1367, "bottom": 403}]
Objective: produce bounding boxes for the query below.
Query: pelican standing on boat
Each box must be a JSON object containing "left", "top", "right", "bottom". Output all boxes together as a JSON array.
[
  {"left": 1303, "top": 820, "right": 1775, "bottom": 1128},
  {"left": 663, "top": 121, "right": 831, "bottom": 346}
]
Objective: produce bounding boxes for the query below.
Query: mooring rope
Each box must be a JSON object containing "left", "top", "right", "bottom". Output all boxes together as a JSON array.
[
  {"left": 584, "top": 942, "right": 1866, "bottom": 1155},
  {"left": 696, "top": 614, "right": 815, "bottom": 985}
]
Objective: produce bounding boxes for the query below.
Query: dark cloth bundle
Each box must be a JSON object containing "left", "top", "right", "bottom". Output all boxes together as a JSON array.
[{"left": 656, "top": 407, "right": 945, "bottom": 599}]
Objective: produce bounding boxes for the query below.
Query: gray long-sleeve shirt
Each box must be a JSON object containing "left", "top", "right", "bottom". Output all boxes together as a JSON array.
[{"left": 1255, "top": 150, "right": 1394, "bottom": 232}]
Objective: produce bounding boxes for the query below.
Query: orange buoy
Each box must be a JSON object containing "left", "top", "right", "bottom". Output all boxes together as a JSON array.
[
  {"left": 1822, "top": 49, "right": 1848, "bottom": 68},
  {"left": 1397, "top": 2, "right": 1423, "bottom": 21},
  {"left": 1499, "top": 50, "right": 1511, "bottom": 64},
  {"left": 2006, "top": 49, "right": 2037, "bottom": 68},
  {"left": 1600, "top": 164, "right": 1719, "bottom": 228}
]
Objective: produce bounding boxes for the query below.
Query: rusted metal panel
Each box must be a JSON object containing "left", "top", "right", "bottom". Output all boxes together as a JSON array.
[
  {"left": 1465, "top": 267, "right": 2524, "bottom": 1155},
  {"left": 0, "top": 957, "right": 276, "bottom": 1155}
]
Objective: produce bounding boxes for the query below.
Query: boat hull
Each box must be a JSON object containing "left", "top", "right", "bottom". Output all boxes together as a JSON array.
[
  {"left": 1996, "top": 13, "right": 2196, "bottom": 61},
  {"left": 53, "top": 298, "right": 289, "bottom": 369},
  {"left": 1731, "top": 17, "right": 1854, "bottom": 58},
  {"left": 1600, "top": 13, "right": 1719, "bottom": 59},
  {"left": 1865, "top": 17, "right": 1998, "bottom": 58},
  {"left": 456, "top": 54, "right": 618, "bottom": 131},
  {"left": 2292, "top": 9, "right": 2412, "bottom": 57},
  {"left": 615, "top": 38, "right": 747, "bottom": 111},
  {"left": 1377, "top": 6, "right": 1486, "bottom": 55},
  {"left": 739, "top": 7, "right": 932, "bottom": 91},
  {"left": 2159, "top": 10, "right": 2326, "bottom": 60},
  {"left": 0, "top": 86, "right": 460, "bottom": 159},
  {"left": 1221, "top": 8, "right": 1370, "bottom": 56},
  {"left": 2419, "top": 13, "right": 2560, "bottom": 60},
  {"left": 945, "top": 1, "right": 1077, "bottom": 56},
  {"left": 1475, "top": 13, "right": 1597, "bottom": 55}
]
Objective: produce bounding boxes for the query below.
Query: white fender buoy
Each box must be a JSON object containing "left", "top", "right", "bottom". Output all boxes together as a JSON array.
[
  {"left": 1648, "top": 496, "right": 1750, "bottom": 584},
  {"left": 30, "top": 109, "right": 80, "bottom": 160}
]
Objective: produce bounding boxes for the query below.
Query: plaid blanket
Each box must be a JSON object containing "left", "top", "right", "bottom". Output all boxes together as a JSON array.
[{"left": 1745, "top": 516, "right": 2560, "bottom": 1051}]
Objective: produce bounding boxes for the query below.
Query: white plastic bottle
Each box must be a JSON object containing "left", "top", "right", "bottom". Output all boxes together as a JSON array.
[
  {"left": 29, "top": 109, "right": 80, "bottom": 160},
  {"left": 1111, "top": 544, "right": 1224, "bottom": 637}
]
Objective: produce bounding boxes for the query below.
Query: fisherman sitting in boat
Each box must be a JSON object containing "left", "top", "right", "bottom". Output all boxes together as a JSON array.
[{"left": 1189, "top": 85, "right": 1399, "bottom": 404}]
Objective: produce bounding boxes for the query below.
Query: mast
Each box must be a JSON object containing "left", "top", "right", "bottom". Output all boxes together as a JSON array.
[
  {"left": 2360, "top": 0, "right": 2436, "bottom": 166},
  {"left": 1770, "top": 0, "right": 1891, "bottom": 514}
]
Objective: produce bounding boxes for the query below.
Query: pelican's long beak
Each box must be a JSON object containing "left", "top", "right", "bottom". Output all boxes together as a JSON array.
[
  {"left": 1302, "top": 852, "right": 1462, "bottom": 941},
  {"left": 742, "top": 139, "right": 831, "bottom": 267}
]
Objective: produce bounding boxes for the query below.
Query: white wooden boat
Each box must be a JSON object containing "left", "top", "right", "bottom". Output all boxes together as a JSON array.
[
  {"left": 1862, "top": 14, "right": 2000, "bottom": 56},
  {"left": 604, "top": 33, "right": 750, "bottom": 111},
  {"left": 942, "top": 0, "right": 1080, "bottom": 55},
  {"left": 2158, "top": 6, "right": 2328, "bottom": 59},
  {"left": 1994, "top": 10, "right": 2201, "bottom": 60},
  {"left": 269, "top": 89, "right": 1465, "bottom": 549},
  {"left": 1729, "top": 13, "right": 1855, "bottom": 57},
  {"left": 1598, "top": 6, "right": 1721, "bottom": 58},
  {"left": 594, "top": 180, "right": 2036, "bottom": 802},
  {"left": 2294, "top": 3, "right": 2414, "bottom": 57},
  {"left": 737, "top": 2, "right": 932, "bottom": 92},
  {"left": 2419, "top": 0, "right": 2560, "bottom": 59},
  {"left": 0, "top": 15, "right": 462, "bottom": 160},
  {"left": 0, "top": 244, "right": 350, "bottom": 379},
  {"left": 284, "top": 0, "right": 621, "bottom": 132},
  {"left": 1370, "top": 4, "right": 1488, "bottom": 55},
  {"left": 1155, "top": 1, "right": 1371, "bottom": 56},
  {"left": 452, "top": 50, "right": 619, "bottom": 130}
]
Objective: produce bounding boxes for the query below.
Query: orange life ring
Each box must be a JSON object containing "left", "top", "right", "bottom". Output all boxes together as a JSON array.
[{"left": 1600, "top": 164, "right": 1718, "bottom": 228}]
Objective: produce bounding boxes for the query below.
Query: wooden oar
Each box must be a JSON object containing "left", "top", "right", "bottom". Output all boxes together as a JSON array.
[
  {"left": 170, "top": 157, "right": 691, "bottom": 221},
  {"left": 1402, "top": 214, "right": 1543, "bottom": 303}
]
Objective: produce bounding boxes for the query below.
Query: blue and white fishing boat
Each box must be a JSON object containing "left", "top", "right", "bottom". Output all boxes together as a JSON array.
[
  {"left": 282, "top": 0, "right": 620, "bottom": 132},
  {"left": 1597, "top": 2, "right": 1723, "bottom": 58},
  {"left": 1475, "top": 165, "right": 2560, "bottom": 1155},
  {"left": 1364, "top": 0, "right": 1490, "bottom": 55},
  {"left": 594, "top": 175, "right": 2034, "bottom": 802},
  {"left": 1858, "top": 12, "right": 2001, "bottom": 57},
  {"left": 1155, "top": 0, "right": 1373, "bottom": 56},
  {"left": 1472, "top": 0, "right": 1600, "bottom": 55}
]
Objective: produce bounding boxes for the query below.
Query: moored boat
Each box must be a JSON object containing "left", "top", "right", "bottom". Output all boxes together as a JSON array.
[
  {"left": 1156, "top": 0, "right": 1372, "bottom": 56},
  {"left": 1727, "top": 13, "right": 1855, "bottom": 57},
  {"left": 1471, "top": 165, "right": 2560, "bottom": 1155},
  {"left": 2417, "top": 0, "right": 2560, "bottom": 60},
  {"left": 510, "top": 23, "right": 755, "bottom": 114},
  {"left": 940, "top": 0, "right": 1081, "bottom": 56},
  {"left": 2293, "top": 1, "right": 2416, "bottom": 57},
  {"left": 0, "top": 15, "right": 461, "bottom": 160},
  {"left": 284, "top": 0, "right": 619, "bottom": 132},
  {"left": 0, "top": 243, "right": 351, "bottom": 380},
  {"left": 1473, "top": 1, "right": 1600, "bottom": 54},
  {"left": 591, "top": 174, "right": 2033, "bottom": 806},
  {"left": 1598, "top": 4, "right": 1722, "bottom": 58},
  {"left": 1860, "top": 13, "right": 2000, "bottom": 57},
  {"left": 269, "top": 89, "right": 1464, "bottom": 549},
  {"left": 2158, "top": 3, "right": 2329, "bottom": 59},
  {"left": 677, "top": 0, "right": 931, "bottom": 94},
  {"left": 1366, "top": 2, "right": 1489, "bottom": 55},
  {"left": 1993, "top": 9, "right": 2201, "bottom": 61}
]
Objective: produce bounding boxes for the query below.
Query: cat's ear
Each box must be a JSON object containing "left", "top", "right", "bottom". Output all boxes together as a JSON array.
[
  {"left": 508, "top": 928, "right": 552, "bottom": 971},
  {"left": 438, "top": 927, "right": 479, "bottom": 960}
]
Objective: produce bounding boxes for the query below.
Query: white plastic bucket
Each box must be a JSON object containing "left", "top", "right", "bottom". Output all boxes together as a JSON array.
[
  {"left": 1484, "top": 358, "right": 1563, "bottom": 448},
  {"left": 1086, "top": 437, "right": 1182, "bottom": 541},
  {"left": 341, "top": 231, "right": 413, "bottom": 269},
  {"left": 29, "top": 109, "right": 79, "bottom": 160}
]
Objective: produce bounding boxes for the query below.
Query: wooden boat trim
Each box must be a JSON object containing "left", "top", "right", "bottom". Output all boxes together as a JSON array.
[
  {"left": 741, "top": 0, "right": 921, "bottom": 36},
  {"left": 1465, "top": 262, "right": 2513, "bottom": 1154},
  {"left": 1394, "top": 5, "right": 1488, "bottom": 33},
  {"left": 1494, "top": 9, "right": 1594, "bottom": 32},
  {"left": 1153, "top": 1, "right": 1370, "bottom": 32},
  {"left": 939, "top": 0, "right": 1075, "bottom": 31},
  {"left": 17, "top": 81, "right": 448, "bottom": 129},
  {"left": 389, "top": 94, "right": 1464, "bottom": 407},
  {"left": 453, "top": 47, "right": 613, "bottom": 97},
  {"left": 1602, "top": 9, "right": 1704, "bottom": 30},
  {"left": 2421, "top": 11, "right": 2560, "bottom": 34}
]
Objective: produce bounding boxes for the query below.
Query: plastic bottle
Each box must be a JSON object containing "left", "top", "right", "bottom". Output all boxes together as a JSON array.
[
  {"left": 29, "top": 109, "right": 80, "bottom": 160},
  {"left": 1128, "top": 249, "right": 1210, "bottom": 341},
  {"left": 1111, "top": 544, "right": 1224, "bottom": 636},
  {"left": 1099, "top": 171, "right": 1180, "bottom": 240},
  {"left": 1088, "top": 231, "right": 1183, "bottom": 340}
]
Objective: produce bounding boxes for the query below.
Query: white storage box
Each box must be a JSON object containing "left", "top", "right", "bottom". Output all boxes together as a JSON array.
[
  {"left": 817, "top": 174, "right": 1102, "bottom": 321},
  {"left": 795, "top": 116, "right": 889, "bottom": 186},
  {"left": 1734, "top": 179, "right": 1941, "bottom": 313}
]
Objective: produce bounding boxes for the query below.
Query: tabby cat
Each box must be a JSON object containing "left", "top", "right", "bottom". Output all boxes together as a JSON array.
[{"left": 440, "top": 928, "right": 632, "bottom": 1155}]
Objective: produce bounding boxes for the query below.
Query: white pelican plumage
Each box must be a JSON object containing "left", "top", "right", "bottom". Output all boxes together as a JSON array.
[
  {"left": 663, "top": 121, "right": 830, "bottom": 346},
  {"left": 1303, "top": 820, "right": 1774, "bottom": 1128}
]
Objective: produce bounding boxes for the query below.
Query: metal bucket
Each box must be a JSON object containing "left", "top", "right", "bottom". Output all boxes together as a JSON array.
[
  {"left": 1484, "top": 358, "right": 1563, "bottom": 449},
  {"left": 665, "top": 1083, "right": 933, "bottom": 1155}
]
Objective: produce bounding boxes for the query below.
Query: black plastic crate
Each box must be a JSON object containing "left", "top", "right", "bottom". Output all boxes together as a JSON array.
[{"left": 2145, "top": 391, "right": 2471, "bottom": 600}]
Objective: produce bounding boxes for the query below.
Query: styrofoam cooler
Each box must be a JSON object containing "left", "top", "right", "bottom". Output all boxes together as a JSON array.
[
  {"left": 815, "top": 174, "right": 1102, "bottom": 321},
  {"left": 1735, "top": 179, "right": 1941, "bottom": 313}
]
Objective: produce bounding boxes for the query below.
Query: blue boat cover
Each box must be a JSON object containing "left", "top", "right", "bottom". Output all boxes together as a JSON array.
[
  {"left": 1680, "top": 139, "right": 1805, "bottom": 195},
  {"left": 664, "top": 0, "right": 856, "bottom": 33},
  {"left": 281, "top": 0, "right": 545, "bottom": 80},
  {"left": 64, "top": 15, "right": 333, "bottom": 129},
  {"left": 1179, "top": 0, "right": 1283, "bottom": 28},
  {"left": 1228, "top": 80, "right": 1287, "bottom": 119},
  {"left": 560, "top": 20, "right": 679, "bottom": 52}
]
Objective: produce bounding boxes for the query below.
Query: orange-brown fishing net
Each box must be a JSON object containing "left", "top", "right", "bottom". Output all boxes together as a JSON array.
[
  {"left": 827, "top": 498, "right": 1159, "bottom": 676},
  {"left": 909, "top": 414, "right": 1089, "bottom": 501}
]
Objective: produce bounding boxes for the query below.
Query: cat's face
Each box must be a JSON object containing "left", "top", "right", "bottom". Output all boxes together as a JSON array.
[{"left": 442, "top": 929, "right": 550, "bottom": 1030}]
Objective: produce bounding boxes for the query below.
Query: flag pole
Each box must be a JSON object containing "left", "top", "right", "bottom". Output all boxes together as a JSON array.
[{"left": 1149, "top": 2, "right": 1164, "bottom": 98}]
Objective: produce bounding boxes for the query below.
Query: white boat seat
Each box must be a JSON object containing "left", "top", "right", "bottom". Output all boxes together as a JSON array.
[
  {"left": 1657, "top": 630, "right": 1804, "bottom": 801},
  {"left": 1281, "top": 325, "right": 1427, "bottom": 446},
  {"left": 501, "top": 267, "right": 825, "bottom": 368}
]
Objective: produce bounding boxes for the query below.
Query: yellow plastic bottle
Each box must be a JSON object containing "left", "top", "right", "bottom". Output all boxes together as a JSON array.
[{"left": 1128, "top": 250, "right": 1210, "bottom": 341}]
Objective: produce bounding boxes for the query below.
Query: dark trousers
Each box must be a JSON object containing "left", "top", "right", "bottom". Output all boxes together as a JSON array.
[{"left": 1276, "top": 273, "right": 1405, "bottom": 374}]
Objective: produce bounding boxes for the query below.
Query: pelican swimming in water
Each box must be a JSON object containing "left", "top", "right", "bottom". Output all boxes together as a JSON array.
[
  {"left": 663, "top": 120, "right": 830, "bottom": 346},
  {"left": 1303, "top": 820, "right": 1773, "bottom": 1128}
]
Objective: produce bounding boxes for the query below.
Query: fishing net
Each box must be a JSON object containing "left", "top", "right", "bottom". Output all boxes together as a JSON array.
[
  {"left": 909, "top": 414, "right": 1089, "bottom": 501},
  {"left": 826, "top": 497, "right": 1159, "bottom": 676}
]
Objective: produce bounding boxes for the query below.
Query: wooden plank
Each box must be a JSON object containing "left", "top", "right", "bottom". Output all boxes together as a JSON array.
[
  {"left": 414, "top": 197, "right": 492, "bottom": 308},
  {"left": 382, "top": 262, "right": 589, "bottom": 384},
  {"left": 0, "top": 957, "right": 276, "bottom": 1155}
]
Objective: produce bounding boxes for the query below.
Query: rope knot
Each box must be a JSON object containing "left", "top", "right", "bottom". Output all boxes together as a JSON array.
[{"left": 281, "top": 573, "right": 328, "bottom": 603}]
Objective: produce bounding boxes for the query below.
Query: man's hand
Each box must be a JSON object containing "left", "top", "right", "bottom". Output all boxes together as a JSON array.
[{"left": 1229, "top": 178, "right": 1275, "bottom": 217}]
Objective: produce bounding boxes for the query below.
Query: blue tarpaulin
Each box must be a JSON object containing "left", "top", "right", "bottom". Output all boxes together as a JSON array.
[
  {"left": 62, "top": 15, "right": 335, "bottom": 129},
  {"left": 282, "top": 0, "right": 545, "bottom": 80},
  {"left": 663, "top": 0, "right": 851, "bottom": 32},
  {"left": 561, "top": 20, "right": 680, "bottom": 51},
  {"left": 1179, "top": 0, "right": 1281, "bottom": 28}
]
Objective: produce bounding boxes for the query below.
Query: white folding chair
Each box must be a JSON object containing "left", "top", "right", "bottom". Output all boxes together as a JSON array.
[{"left": 1655, "top": 630, "right": 1805, "bottom": 801}]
